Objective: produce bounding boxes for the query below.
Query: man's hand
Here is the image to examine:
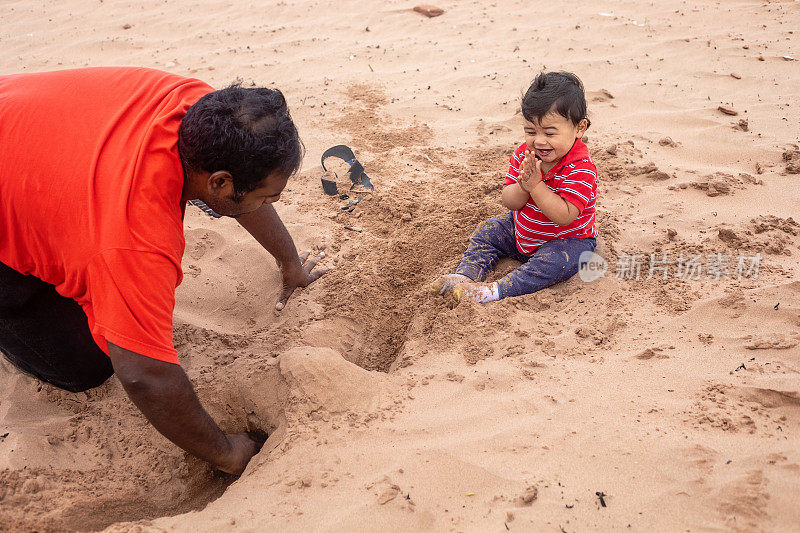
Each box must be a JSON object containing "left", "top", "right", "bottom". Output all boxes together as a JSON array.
[
  {"left": 235, "top": 205, "right": 334, "bottom": 311},
  {"left": 276, "top": 250, "right": 334, "bottom": 311},
  {"left": 518, "top": 150, "right": 543, "bottom": 193},
  {"left": 108, "top": 343, "right": 262, "bottom": 476},
  {"left": 216, "top": 432, "right": 264, "bottom": 475}
]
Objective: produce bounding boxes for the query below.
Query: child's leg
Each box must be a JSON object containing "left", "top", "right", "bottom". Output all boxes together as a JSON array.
[
  {"left": 431, "top": 213, "right": 517, "bottom": 295},
  {"left": 495, "top": 237, "right": 597, "bottom": 298},
  {"left": 455, "top": 213, "right": 518, "bottom": 281}
]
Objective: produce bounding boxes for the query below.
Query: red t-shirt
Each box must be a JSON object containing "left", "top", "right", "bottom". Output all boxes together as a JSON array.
[
  {"left": 503, "top": 139, "right": 598, "bottom": 256},
  {"left": 0, "top": 67, "right": 214, "bottom": 364}
]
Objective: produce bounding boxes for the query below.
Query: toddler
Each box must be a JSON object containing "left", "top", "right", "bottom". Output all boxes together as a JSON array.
[{"left": 432, "top": 71, "right": 598, "bottom": 302}]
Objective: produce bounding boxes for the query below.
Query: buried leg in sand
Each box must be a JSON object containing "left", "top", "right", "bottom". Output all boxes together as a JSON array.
[{"left": 432, "top": 71, "right": 599, "bottom": 302}]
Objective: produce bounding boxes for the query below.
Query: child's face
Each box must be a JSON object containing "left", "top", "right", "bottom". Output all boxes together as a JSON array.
[{"left": 523, "top": 112, "right": 587, "bottom": 169}]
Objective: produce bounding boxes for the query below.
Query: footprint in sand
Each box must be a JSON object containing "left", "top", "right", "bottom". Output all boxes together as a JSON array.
[
  {"left": 742, "top": 334, "right": 798, "bottom": 350},
  {"left": 185, "top": 229, "right": 225, "bottom": 261},
  {"left": 715, "top": 470, "right": 769, "bottom": 530},
  {"left": 185, "top": 264, "right": 201, "bottom": 278},
  {"left": 739, "top": 387, "right": 800, "bottom": 410},
  {"left": 635, "top": 346, "right": 670, "bottom": 360}
]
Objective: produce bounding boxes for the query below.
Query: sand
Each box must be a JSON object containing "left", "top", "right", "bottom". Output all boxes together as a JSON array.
[{"left": 1, "top": 0, "right": 799, "bottom": 531}]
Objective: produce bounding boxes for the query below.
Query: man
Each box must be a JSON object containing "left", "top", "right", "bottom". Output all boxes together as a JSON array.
[{"left": 0, "top": 67, "right": 329, "bottom": 475}]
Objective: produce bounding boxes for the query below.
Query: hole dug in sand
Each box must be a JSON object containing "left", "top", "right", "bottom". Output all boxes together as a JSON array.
[
  {"left": 0, "top": 408, "right": 236, "bottom": 529},
  {"left": 150, "top": 346, "right": 388, "bottom": 526},
  {"left": 0, "top": 385, "right": 241, "bottom": 531},
  {"left": 0, "top": 346, "right": 386, "bottom": 531}
]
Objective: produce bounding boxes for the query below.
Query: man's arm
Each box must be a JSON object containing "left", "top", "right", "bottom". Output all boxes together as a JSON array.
[
  {"left": 236, "top": 203, "right": 303, "bottom": 275},
  {"left": 236, "top": 203, "right": 331, "bottom": 310},
  {"left": 107, "top": 342, "right": 260, "bottom": 475}
]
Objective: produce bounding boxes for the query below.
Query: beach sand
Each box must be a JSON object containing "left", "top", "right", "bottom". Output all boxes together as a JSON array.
[{"left": 1, "top": 0, "right": 799, "bottom": 531}]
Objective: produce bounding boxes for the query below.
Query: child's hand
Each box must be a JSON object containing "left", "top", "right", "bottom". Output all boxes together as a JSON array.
[{"left": 518, "top": 150, "right": 542, "bottom": 193}]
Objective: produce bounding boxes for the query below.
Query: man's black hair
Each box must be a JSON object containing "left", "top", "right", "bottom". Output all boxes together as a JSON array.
[
  {"left": 521, "top": 71, "right": 590, "bottom": 128},
  {"left": 178, "top": 84, "right": 304, "bottom": 198}
]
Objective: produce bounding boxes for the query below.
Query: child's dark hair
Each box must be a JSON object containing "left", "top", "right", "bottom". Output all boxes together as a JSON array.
[{"left": 521, "top": 71, "right": 590, "bottom": 129}]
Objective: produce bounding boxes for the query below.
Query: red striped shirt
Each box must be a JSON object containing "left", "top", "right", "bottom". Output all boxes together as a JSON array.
[{"left": 503, "top": 139, "right": 598, "bottom": 256}]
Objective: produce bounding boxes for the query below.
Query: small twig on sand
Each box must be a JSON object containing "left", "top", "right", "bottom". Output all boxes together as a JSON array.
[
  {"left": 595, "top": 491, "right": 607, "bottom": 507},
  {"left": 344, "top": 226, "right": 362, "bottom": 233}
]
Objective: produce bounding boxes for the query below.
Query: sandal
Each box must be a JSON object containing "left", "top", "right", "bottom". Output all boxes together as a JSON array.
[{"left": 320, "top": 145, "right": 374, "bottom": 196}]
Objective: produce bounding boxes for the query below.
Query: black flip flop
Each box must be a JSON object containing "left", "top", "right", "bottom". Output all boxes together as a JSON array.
[{"left": 320, "top": 145, "right": 374, "bottom": 196}]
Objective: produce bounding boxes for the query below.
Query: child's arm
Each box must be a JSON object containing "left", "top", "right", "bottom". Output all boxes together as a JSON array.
[
  {"left": 501, "top": 182, "right": 530, "bottom": 211},
  {"left": 529, "top": 181, "right": 580, "bottom": 226},
  {"left": 502, "top": 149, "right": 539, "bottom": 211},
  {"left": 515, "top": 150, "right": 580, "bottom": 226}
]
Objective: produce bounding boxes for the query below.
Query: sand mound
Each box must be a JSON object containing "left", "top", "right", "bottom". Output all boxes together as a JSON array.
[{"left": 0, "top": 343, "right": 387, "bottom": 530}]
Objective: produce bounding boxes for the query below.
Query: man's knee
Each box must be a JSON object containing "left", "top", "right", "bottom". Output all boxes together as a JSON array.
[
  {"left": 60, "top": 368, "right": 114, "bottom": 392},
  {"left": 0, "top": 331, "right": 114, "bottom": 393},
  {"left": 40, "top": 354, "right": 113, "bottom": 393}
]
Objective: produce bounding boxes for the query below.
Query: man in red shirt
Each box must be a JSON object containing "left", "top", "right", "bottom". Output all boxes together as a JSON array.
[{"left": 0, "top": 67, "right": 329, "bottom": 475}]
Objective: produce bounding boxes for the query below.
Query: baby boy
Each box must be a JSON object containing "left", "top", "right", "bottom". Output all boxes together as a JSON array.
[{"left": 432, "top": 71, "right": 598, "bottom": 302}]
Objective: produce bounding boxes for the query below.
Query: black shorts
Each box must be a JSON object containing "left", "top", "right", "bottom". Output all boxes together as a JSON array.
[{"left": 0, "top": 261, "right": 113, "bottom": 392}]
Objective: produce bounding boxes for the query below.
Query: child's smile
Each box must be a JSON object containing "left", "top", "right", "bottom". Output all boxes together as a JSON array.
[{"left": 523, "top": 111, "right": 587, "bottom": 173}]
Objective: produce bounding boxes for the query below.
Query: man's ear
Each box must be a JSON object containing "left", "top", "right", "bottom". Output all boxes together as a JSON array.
[{"left": 207, "top": 171, "right": 233, "bottom": 192}]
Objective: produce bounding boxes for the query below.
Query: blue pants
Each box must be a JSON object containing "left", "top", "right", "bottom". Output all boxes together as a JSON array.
[{"left": 456, "top": 213, "right": 596, "bottom": 299}]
